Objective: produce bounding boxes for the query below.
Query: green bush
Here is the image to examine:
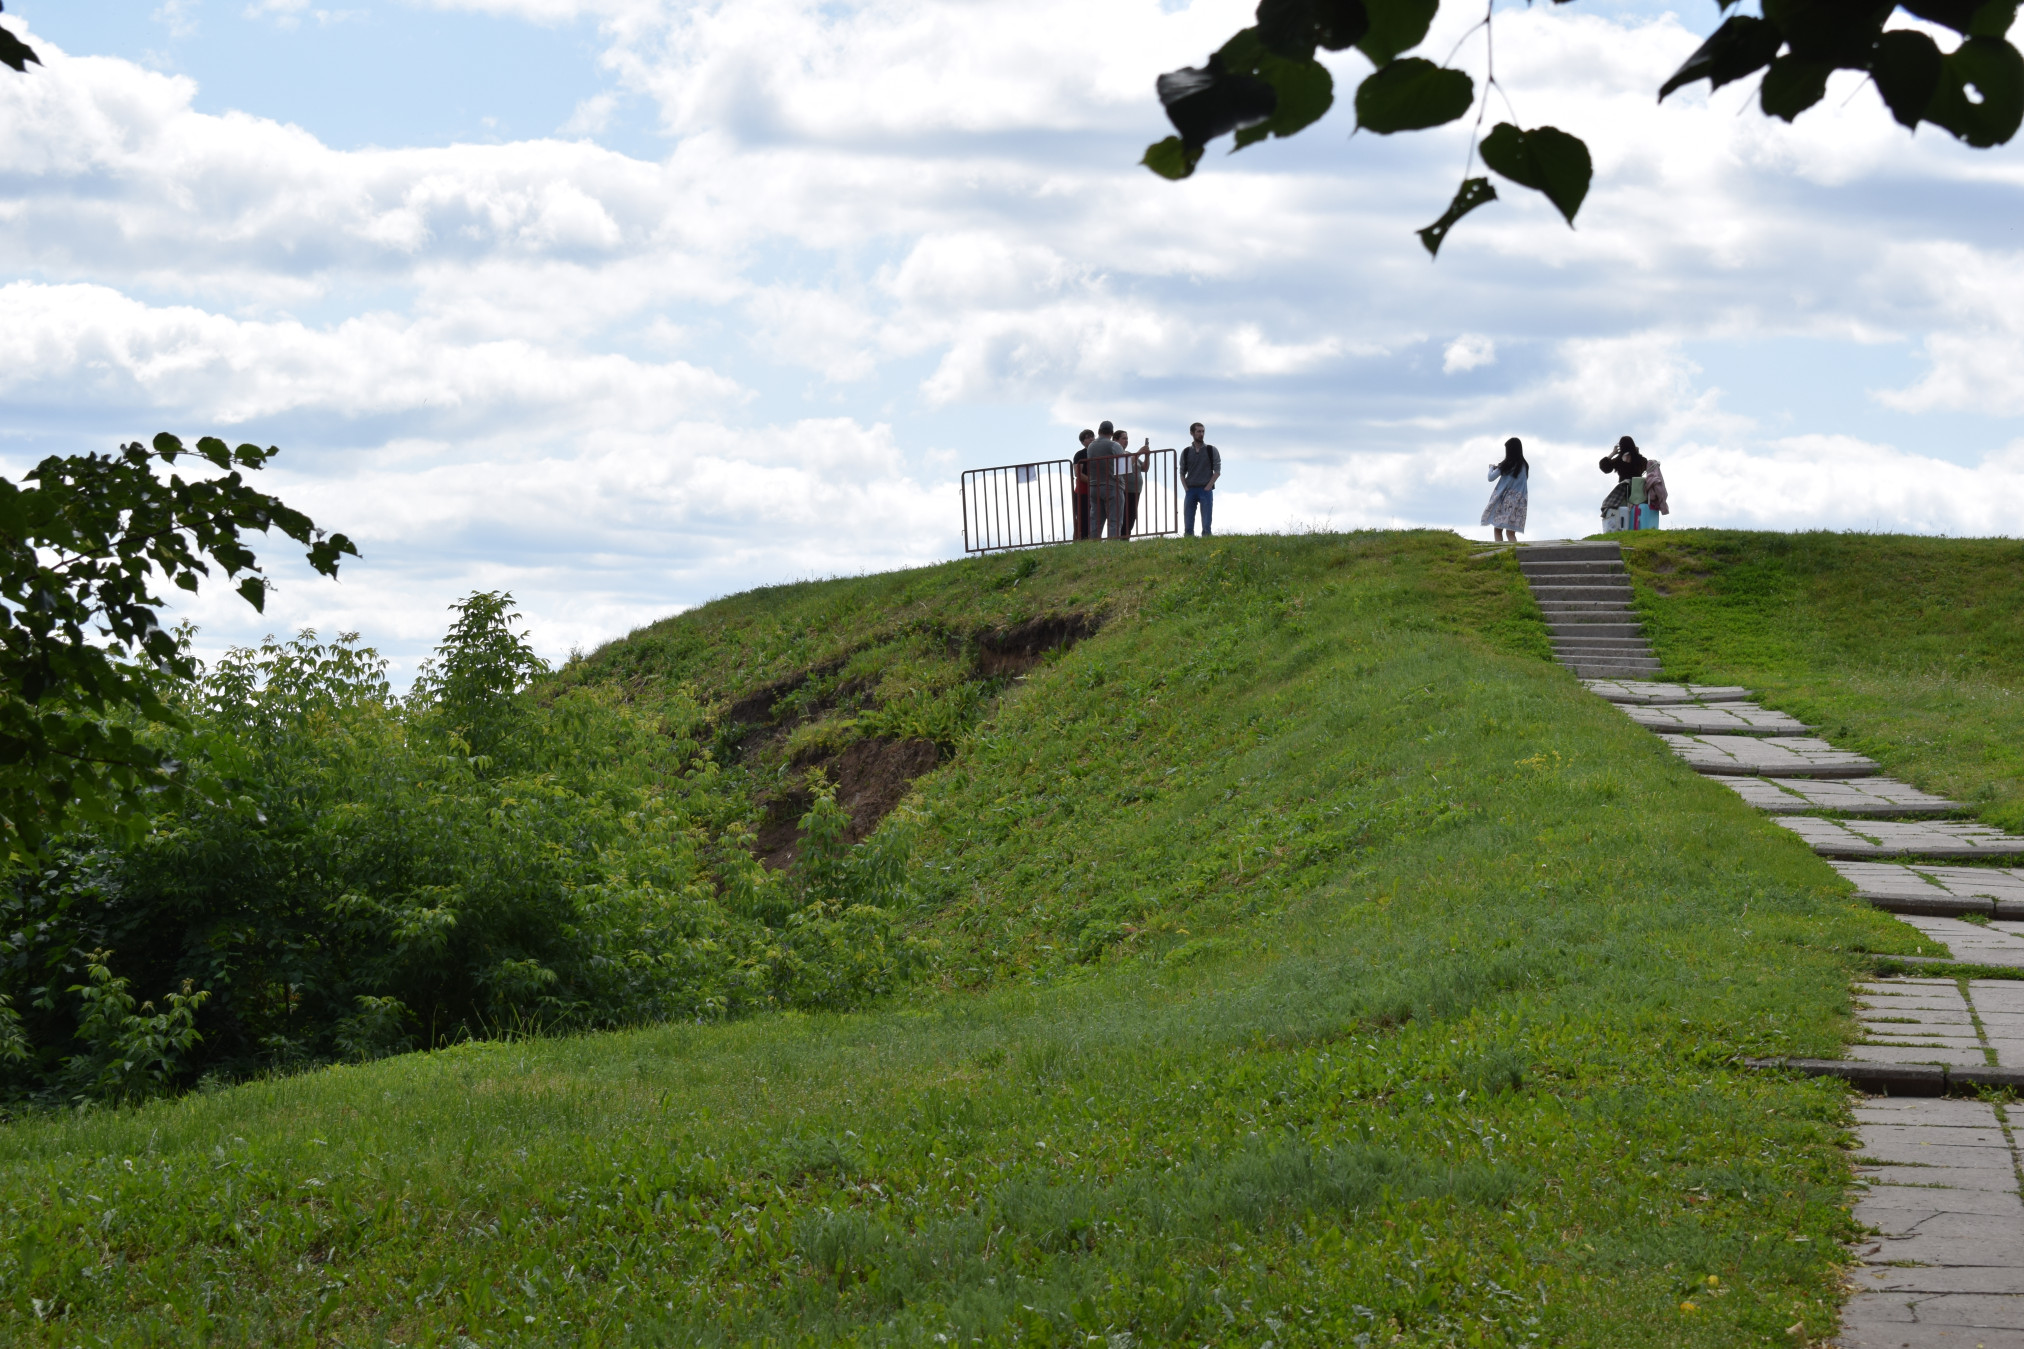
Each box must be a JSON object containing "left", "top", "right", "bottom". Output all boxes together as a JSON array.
[{"left": 0, "top": 594, "right": 925, "bottom": 1104}]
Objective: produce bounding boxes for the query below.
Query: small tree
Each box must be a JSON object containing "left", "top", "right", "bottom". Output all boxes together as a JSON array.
[{"left": 0, "top": 434, "right": 356, "bottom": 858}]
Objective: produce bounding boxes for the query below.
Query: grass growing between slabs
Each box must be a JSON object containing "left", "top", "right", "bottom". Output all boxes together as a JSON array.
[
  {"left": 0, "top": 533, "right": 1925, "bottom": 1346},
  {"left": 1616, "top": 531, "right": 2024, "bottom": 831}
]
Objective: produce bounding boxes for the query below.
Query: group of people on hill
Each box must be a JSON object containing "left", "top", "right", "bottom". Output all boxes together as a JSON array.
[
  {"left": 1480, "top": 435, "right": 1670, "bottom": 541},
  {"left": 1073, "top": 421, "right": 1222, "bottom": 540}
]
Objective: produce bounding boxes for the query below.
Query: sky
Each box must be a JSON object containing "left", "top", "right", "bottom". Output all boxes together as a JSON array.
[{"left": 2, "top": 0, "right": 2021, "bottom": 678}]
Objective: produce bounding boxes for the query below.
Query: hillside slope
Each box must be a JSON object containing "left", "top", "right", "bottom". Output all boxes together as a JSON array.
[
  {"left": 1620, "top": 531, "right": 2024, "bottom": 830},
  {"left": 0, "top": 532, "right": 1917, "bottom": 1347}
]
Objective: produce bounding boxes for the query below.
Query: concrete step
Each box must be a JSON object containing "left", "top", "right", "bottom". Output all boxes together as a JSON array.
[
  {"left": 1547, "top": 623, "right": 1643, "bottom": 638},
  {"left": 1565, "top": 661, "right": 1664, "bottom": 676},
  {"left": 1529, "top": 585, "right": 1633, "bottom": 600},
  {"left": 1520, "top": 561, "right": 1629, "bottom": 578},
  {"left": 1556, "top": 644, "right": 1656, "bottom": 658},
  {"left": 1536, "top": 602, "right": 1637, "bottom": 616},
  {"left": 1519, "top": 543, "right": 1622, "bottom": 562},
  {"left": 1539, "top": 611, "right": 1638, "bottom": 624}
]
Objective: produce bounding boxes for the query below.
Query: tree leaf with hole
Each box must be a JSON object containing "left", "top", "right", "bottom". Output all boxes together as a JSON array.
[
  {"left": 1479, "top": 123, "right": 1591, "bottom": 224},
  {"left": 1355, "top": 58, "right": 1473, "bottom": 133},
  {"left": 1923, "top": 35, "right": 2024, "bottom": 146},
  {"left": 1416, "top": 176, "right": 1497, "bottom": 257},
  {"left": 1872, "top": 29, "right": 1944, "bottom": 128},
  {"left": 1659, "top": 16, "right": 1783, "bottom": 100},
  {"left": 1357, "top": 0, "right": 1438, "bottom": 66},
  {"left": 1760, "top": 55, "right": 1832, "bottom": 121}
]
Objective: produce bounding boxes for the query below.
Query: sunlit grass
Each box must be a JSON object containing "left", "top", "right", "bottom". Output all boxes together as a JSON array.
[{"left": 0, "top": 532, "right": 1924, "bottom": 1346}]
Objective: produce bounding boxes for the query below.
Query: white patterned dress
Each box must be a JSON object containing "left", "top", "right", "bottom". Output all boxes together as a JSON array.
[{"left": 1480, "top": 464, "right": 1527, "bottom": 532}]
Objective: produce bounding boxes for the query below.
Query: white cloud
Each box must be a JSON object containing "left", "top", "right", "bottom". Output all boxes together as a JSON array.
[
  {"left": 0, "top": 0, "right": 2021, "bottom": 675},
  {"left": 1443, "top": 334, "right": 1495, "bottom": 374}
]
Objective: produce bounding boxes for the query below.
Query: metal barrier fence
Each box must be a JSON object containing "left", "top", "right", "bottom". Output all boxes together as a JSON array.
[{"left": 960, "top": 448, "right": 1178, "bottom": 553}]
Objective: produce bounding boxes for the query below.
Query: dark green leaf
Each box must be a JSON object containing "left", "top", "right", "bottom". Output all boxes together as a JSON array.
[
  {"left": 1260, "top": 55, "right": 1334, "bottom": 139},
  {"left": 1357, "top": 0, "right": 1437, "bottom": 65},
  {"left": 1760, "top": 55, "right": 1832, "bottom": 120},
  {"left": 1417, "top": 176, "right": 1497, "bottom": 257},
  {"left": 237, "top": 577, "right": 267, "bottom": 612},
  {"left": 1763, "top": 0, "right": 1892, "bottom": 66},
  {"left": 1873, "top": 29, "right": 1944, "bottom": 128},
  {"left": 1314, "top": 0, "right": 1370, "bottom": 51},
  {"left": 1478, "top": 122, "right": 1592, "bottom": 224},
  {"left": 1142, "top": 136, "right": 1204, "bottom": 179},
  {"left": 1157, "top": 44, "right": 1279, "bottom": 147},
  {"left": 152, "top": 432, "right": 184, "bottom": 461},
  {"left": 1901, "top": 0, "right": 2004, "bottom": 34},
  {"left": 1924, "top": 35, "right": 2024, "bottom": 146},
  {"left": 0, "top": 23, "right": 37, "bottom": 74},
  {"left": 1658, "top": 15, "right": 1783, "bottom": 100},
  {"left": 1971, "top": 1, "right": 2020, "bottom": 36},
  {"left": 1355, "top": 57, "right": 1473, "bottom": 134},
  {"left": 1257, "top": 0, "right": 1319, "bottom": 61}
]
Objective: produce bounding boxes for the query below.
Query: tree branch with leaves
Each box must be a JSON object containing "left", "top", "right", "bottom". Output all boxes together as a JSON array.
[
  {"left": 1144, "top": 0, "right": 2024, "bottom": 255},
  {"left": 0, "top": 434, "right": 356, "bottom": 858}
]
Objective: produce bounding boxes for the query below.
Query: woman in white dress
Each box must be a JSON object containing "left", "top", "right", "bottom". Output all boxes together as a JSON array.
[{"left": 1481, "top": 437, "right": 1528, "bottom": 542}]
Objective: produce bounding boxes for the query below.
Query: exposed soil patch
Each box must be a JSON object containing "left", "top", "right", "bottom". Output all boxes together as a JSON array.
[
  {"left": 730, "top": 612, "right": 1098, "bottom": 868},
  {"left": 970, "top": 613, "right": 1100, "bottom": 677},
  {"left": 754, "top": 736, "right": 940, "bottom": 869}
]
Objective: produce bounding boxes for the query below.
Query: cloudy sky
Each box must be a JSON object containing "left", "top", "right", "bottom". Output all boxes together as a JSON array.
[{"left": 2, "top": 0, "right": 2021, "bottom": 676}]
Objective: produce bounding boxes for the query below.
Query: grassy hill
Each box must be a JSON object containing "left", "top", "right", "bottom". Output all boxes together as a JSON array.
[
  {"left": 0, "top": 532, "right": 1927, "bottom": 1346},
  {"left": 1619, "top": 530, "right": 2024, "bottom": 830}
]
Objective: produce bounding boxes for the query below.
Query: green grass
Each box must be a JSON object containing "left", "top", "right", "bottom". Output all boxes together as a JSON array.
[
  {"left": 0, "top": 532, "right": 1928, "bottom": 1346},
  {"left": 1618, "top": 530, "right": 2024, "bottom": 829}
]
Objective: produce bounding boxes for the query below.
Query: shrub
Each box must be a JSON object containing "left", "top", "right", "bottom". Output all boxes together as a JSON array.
[{"left": 0, "top": 594, "right": 924, "bottom": 1104}]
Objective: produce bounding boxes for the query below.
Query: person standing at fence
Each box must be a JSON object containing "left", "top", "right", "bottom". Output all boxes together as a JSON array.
[
  {"left": 1481, "top": 437, "right": 1528, "bottom": 543},
  {"left": 1073, "top": 429, "right": 1095, "bottom": 541},
  {"left": 1180, "top": 422, "right": 1220, "bottom": 537},
  {"left": 1091, "top": 421, "right": 1127, "bottom": 539},
  {"left": 1118, "top": 432, "right": 1151, "bottom": 538}
]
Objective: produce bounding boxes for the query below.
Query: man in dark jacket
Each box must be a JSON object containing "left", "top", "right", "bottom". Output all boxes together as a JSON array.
[
  {"left": 1072, "top": 429, "right": 1095, "bottom": 540},
  {"left": 1179, "top": 422, "right": 1220, "bottom": 537}
]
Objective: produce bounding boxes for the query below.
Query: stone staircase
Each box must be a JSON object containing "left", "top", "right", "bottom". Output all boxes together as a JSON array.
[{"left": 1517, "top": 541, "right": 1660, "bottom": 680}]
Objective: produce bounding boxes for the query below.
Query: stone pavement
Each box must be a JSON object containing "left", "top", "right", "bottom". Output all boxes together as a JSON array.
[
  {"left": 1620, "top": 701, "right": 1813, "bottom": 734},
  {"left": 1584, "top": 679, "right": 1750, "bottom": 704},
  {"left": 1776, "top": 818, "right": 2024, "bottom": 861},
  {"left": 1661, "top": 732, "right": 1882, "bottom": 777},
  {"left": 1843, "top": 1095, "right": 2024, "bottom": 1348},
  {"left": 1556, "top": 619, "right": 2024, "bottom": 1345},
  {"left": 1835, "top": 864, "right": 2024, "bottom": 918},
  {"left": 1715, "top": 776, "right": 1965, "bottom": 816}
]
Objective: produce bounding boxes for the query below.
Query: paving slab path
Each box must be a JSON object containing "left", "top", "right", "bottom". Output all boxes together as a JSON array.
[
  {"left": 1715, "top": 776, "right": 1966, "bottom": 817},
  {"left": 1835, "top": 864, "right": 2024, "bottom": 918},
  {"left": 1660, "top": 732, "right": 1883, "bottom": 777},
  {"left": 1527, "top": 557, "right": 2024, "bottom": 1347},
  {"left": 1619, "top": 701, "right": 1814, "bottom": 734},
  {"left": 1776, "top": 818, "right": 2024, "bottom": 861}
]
